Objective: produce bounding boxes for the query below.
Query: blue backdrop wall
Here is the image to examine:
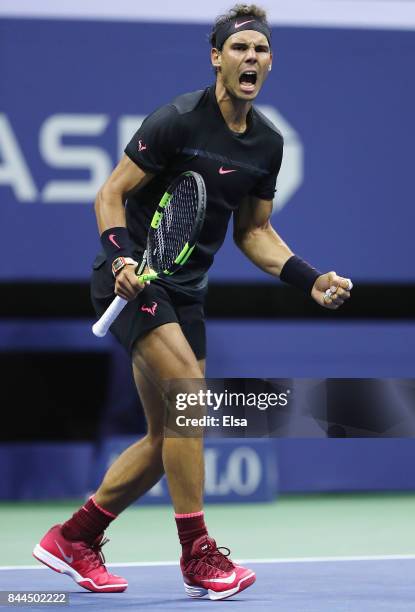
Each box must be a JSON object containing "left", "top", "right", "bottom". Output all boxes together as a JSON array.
[
  {"left": 1, "top": 16, "right": 414, "bottom": 499},
  {"left": 1, "top": 19, "right": 413, "bottom": 281}
]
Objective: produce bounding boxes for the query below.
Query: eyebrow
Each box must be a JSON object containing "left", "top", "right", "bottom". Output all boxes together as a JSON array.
[{"left": 230, "top": 41, "right": 270, "bottom": 49}]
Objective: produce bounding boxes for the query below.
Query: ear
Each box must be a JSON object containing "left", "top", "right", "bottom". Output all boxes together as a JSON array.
[
  {"left": 211, "top": 47, "right": 222, "bottom": 70},
  {"left": 268, "top": 50, "right": 273, "bottom": 72}
]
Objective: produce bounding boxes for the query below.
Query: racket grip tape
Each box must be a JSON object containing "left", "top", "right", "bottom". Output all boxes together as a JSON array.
[
  {"left": 92, "top": 295, "right": 128, "bottom": 337},
  {"left": 138, "top": 272, "right": 158, "bottom": 282}
]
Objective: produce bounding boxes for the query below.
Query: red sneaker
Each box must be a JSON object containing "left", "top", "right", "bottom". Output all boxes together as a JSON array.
[
  {"left": 33, "top": 524, "right": 127, "bottom": 593},
  {"left": 181, "top": 535, "right": 255, "bottom": 601}
]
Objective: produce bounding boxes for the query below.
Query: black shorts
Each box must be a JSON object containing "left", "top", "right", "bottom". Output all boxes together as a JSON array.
[{"left": 90, "top": 254, "right": 206, "bottom": 360}]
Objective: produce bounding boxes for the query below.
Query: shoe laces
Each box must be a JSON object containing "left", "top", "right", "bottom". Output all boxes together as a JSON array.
[
  {"left": 81, "top": 536, "right": 109, "bottom": 571},
  {"left": 188, "top": 546, "right": 234, "bottom": 578}
]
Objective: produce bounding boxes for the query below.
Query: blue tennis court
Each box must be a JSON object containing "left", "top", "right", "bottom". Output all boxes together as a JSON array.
[{"left": 2, "top": 556, "right": 415, "bottom": 610}]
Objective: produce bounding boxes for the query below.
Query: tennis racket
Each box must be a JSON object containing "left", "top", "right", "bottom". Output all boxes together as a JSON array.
[{"left": 92, "top": 171, "right": 206, "bottom": 337}]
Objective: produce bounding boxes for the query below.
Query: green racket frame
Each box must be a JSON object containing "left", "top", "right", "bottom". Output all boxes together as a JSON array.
[{"left": 137, "top": 171, "right": 206, "bottom": 282}]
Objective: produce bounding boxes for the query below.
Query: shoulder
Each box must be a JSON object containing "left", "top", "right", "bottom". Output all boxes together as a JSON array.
[
  {"left": 143, "top": 88, "right": 206, "bottom": 129},
  {"left": 170, "top": 88, "right": 207, "bottom": 115},
  {"left": 252, "top": 106, "right": 284, "bottom": 147}
]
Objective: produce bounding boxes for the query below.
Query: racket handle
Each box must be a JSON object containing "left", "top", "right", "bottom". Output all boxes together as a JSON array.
[{"left": 92, "top": 295, "right": 128, "bottom": 337}]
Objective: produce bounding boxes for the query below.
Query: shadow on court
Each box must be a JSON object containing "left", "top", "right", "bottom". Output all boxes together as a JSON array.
[{"left": 1, "top": 560, "right": 414, "bottom": 610}]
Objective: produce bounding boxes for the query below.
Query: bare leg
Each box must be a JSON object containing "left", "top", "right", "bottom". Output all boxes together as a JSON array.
[
  {"left": 95, "top": 323, "right": 205, "bottom": 515},
  {"left": 132, "top": 323, "right": 206, "bottom": 514}
]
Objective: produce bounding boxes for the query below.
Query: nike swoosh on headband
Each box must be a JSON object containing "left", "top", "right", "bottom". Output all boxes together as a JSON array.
[{"left": 234, "top": 19, "right": 255, "bottom": 29}]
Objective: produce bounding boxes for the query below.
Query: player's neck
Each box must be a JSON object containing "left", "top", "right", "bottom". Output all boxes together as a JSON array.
[{"left": 215, "top": 81, "right": 251, "bottom": 134}]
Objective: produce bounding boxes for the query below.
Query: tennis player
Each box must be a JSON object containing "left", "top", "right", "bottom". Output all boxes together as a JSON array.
[{"left": 33, "top": 3, "right": 352, "bottom": 600}]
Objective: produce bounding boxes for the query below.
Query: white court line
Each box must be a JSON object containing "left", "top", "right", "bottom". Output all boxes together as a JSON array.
[{"left": 2, "top": 554, "right": 415, "bottom": 571}]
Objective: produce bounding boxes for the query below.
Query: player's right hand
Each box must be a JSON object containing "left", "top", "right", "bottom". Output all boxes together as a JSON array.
[{"left": 115, "top": 264, "right": 147, "bottom": 301}]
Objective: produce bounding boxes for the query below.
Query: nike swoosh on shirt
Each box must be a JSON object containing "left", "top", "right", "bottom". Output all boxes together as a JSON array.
[
  {"left": 219, "top": 167, "right": 237, "bottom": 175},
  {"left": 55, "top": 541, "right": 74, "bottom": 564},
  {"left": 109, "top": 234, "right": 121, "bottom": 249},
  {"left": 234, "top": 19, "right": 255, "bottom": 29},
  {"left": 201, "top": 571, "right": 236, "bottom": 584}
]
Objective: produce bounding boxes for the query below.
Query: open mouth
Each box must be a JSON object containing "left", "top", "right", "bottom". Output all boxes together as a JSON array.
[{"left": 239, "top": 71, "right": 257, "bottom": 90}]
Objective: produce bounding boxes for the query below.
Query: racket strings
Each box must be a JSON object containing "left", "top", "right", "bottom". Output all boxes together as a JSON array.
[{"left": 148, "top": 175, "right": 200, "bottom": 272}]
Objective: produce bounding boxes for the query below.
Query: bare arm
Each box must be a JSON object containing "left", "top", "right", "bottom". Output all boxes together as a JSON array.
[
  {"left": 233, "top": 195, "right": 353, "bottom": 309},
  {"left": 233, "top": 195, "right": 293, "bottom": 277},
  {"left": 94, "top": 154, "right": 153, "bottom": 233},
  {"left": 95, "top": 154, "right": 154, "bottom": 301}
]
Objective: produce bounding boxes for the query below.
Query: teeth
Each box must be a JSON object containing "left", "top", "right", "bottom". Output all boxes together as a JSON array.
[{"left": 240, "top": 70, "right": 257, "bottom": 87}]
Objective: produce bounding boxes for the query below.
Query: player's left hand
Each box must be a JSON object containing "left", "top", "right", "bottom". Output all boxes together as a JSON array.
[{"left": 311, "top": 271, "right": 353, "bottom": 310}]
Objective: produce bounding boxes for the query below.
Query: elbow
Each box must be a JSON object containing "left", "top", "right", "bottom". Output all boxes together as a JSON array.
[
  {"left": 233, "top": 228, "right": 255, "bottom": 250},
  {"left": 234, "top": 224, "right": 268, "bottom": 247},
  {"left": 94, "top": 181, "right": 123, "bottom": 215}
]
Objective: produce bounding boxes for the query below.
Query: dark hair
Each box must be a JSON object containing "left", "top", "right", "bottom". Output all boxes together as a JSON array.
[{"left": 209, "top": 4, "right": 269, "bottom": 50}]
